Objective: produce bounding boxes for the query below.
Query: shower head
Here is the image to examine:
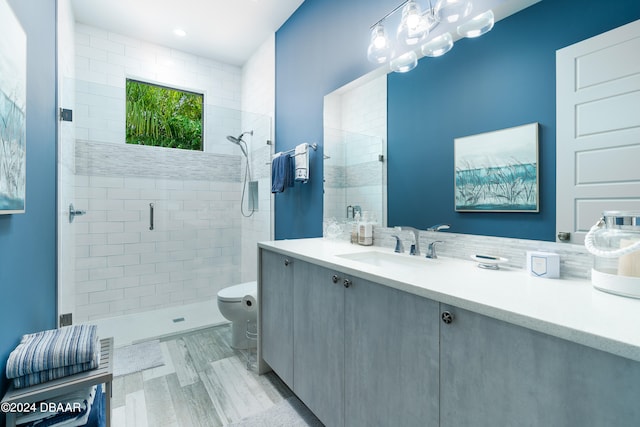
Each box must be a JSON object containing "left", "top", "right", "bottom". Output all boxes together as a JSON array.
[
  {"left": 227, "top": 130, "right": 253, "bottom": 144},
  {"left": 226, "top": 130, "right": 253, "bottom": 157},
  {"left": 226, "top": 135, "right": 242, "bottom": 144}
]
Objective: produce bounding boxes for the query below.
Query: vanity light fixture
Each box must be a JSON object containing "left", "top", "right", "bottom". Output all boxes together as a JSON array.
[
  {"left": 367, "top": 0, "right": 495, "bottom": 73},
  {"left": 396, "top": 0, "right": 429, "bottom": 47},
  {"left": 367, "top": 23, "right": 392, "bottom": 64},
  {"left": 457, "top": 9, "right": 494, "bottom": 38}
]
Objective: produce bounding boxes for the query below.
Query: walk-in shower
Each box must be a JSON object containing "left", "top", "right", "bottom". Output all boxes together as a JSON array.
[
  {"left": 55, "top": 1, "right": 274, "bottom": 348},
  {"left": 227, "top": 130, "right": 257, "bottom": 217}
]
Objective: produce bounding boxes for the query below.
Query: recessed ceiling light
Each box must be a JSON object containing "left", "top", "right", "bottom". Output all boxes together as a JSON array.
[{"left": 173, "top": 28, "right": 187, "bottom": 37}]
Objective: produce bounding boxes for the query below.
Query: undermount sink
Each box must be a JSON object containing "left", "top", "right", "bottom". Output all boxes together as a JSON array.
[{"left": 336, "top": 251, "right": 431, "bottom": 269}]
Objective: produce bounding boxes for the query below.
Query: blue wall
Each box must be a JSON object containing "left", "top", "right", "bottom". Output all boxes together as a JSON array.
[
  {"left": 275, "top": 0, "right": 398, "bottom": 239},
  {"left": 0, "top": 0, "right": 57, "bottom": 406},
  {"left": 275, "top": 0, "right": 640, "bottom": 240}
]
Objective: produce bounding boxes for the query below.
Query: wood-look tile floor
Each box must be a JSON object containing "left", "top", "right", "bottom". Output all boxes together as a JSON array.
[{"left": 111, "top": 324, "right": 319, "bottom": 426}]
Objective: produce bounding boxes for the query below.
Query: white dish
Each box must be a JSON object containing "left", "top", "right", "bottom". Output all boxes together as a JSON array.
[{"left": 470, "top": 255, "right": 509, "bottom": 270}]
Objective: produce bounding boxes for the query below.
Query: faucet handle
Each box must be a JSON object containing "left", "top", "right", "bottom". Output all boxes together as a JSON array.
[
  {"left": 426, "top": 240, "right": 444, "bottom": 259},
  {"left": 391, "top": 235, "right": 404, "bottom": 253}
]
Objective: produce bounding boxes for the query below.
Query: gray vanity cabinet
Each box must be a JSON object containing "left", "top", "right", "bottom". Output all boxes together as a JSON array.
[
  {"left": 293, "top": 260, "right": 345, "bottom": 427},
  {"left": 260, "top": 250, "right": 294, "bottom": 388},
  {"left": 439, "top": 305, "right": 640, "bottom": 427},
  {"left": 345, "top": 276, "right": 440, "bottom": 427},
  {"left": 292, "top": 257, "right": 440, "bottom": 427}
]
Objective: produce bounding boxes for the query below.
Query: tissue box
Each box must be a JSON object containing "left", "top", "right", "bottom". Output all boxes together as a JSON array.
[{"left": 526, "top": 251, "right": 560, "bottom": 279}]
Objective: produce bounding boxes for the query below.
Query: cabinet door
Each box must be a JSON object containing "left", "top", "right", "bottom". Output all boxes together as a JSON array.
[
  {"left": 260, "top": 249, "right": 294, "bottom": 387},
  {"left": 440, "top": 305, "right": 640, "bottom": 427},
  {"left": 345, "top": 277, "right": 440, "bottom": 427},
  {"left": 293, "top": 261, "right": 345, "bottom": 427}
]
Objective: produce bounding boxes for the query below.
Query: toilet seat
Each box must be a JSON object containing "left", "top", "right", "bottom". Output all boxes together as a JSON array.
[{"left": 217, "top": 281, "right": 256, "bottom": 303}]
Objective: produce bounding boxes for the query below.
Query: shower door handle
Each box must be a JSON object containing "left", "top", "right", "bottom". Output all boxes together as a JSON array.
[{"left": 149, "top": 203, "right": 154, "bottom": 230}]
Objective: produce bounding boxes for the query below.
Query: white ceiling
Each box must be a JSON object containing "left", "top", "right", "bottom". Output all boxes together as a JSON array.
[{"left": 70, "top": 0, "right": 305, "bottom": 66}]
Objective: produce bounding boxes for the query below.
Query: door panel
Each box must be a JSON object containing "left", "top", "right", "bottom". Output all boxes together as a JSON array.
[{"left": 556, "top": 19, "right": 640, "bottom": 243}]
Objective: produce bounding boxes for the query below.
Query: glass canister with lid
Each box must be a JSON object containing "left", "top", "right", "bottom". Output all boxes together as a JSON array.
[{"left": 585, "top": 211, "right": 640, "bottom": 298}]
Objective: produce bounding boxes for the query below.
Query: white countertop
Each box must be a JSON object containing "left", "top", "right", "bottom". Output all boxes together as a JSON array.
[{"left": 259, "top": 238, "right": 640, "bottom": 363}]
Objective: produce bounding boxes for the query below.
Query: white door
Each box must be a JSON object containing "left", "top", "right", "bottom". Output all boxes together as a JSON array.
[{"left": 556, "top": 19, "right": 640, "bottom": 244}]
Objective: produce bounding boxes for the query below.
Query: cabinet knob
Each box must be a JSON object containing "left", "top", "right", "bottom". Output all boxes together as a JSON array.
[
  {"left": 332, "top": 274, "right": 340, "bottom": 284},
  {"left": 343, "top": 279, "right": 352, "bottom": 288},
  {"left": 284, "top": 259, "right": 290, "bottom": 266},
  {"left": 441, "top": 311, "right": 454, "bottom": 324}
]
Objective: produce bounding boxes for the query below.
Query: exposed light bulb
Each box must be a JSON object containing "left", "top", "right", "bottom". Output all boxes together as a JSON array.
[
  {"left": 407, "top": 13, "right": 420, "bottom": 30},
  {"left": 374, "top": 34, "right": 387, "bottom": 49},
  {"left": 368, "top": 24, "right": 392, "bottom": 64},
  {"left": 173, "top": 28, "right": 187, "bottom": 37},
  {"left": 397, "top": 0, "right": 428, "bottom": 47}
]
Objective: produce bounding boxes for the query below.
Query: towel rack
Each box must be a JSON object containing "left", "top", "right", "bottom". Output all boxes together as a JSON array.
[{"left": 266, "top": 143, "right": 318, "bottom": 164}]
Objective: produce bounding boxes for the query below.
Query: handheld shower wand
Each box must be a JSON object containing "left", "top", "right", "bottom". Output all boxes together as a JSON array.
[
  {"left": 226, "top": 130, "right": 253, "bottom": 158},
  {"left": 225, "top": 130, "right": 255, "bottom": 217}
]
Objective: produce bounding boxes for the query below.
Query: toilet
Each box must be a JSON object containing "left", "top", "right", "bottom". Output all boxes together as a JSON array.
[{"left": 217, "top": 281, "right": 257, "bottom": 349}]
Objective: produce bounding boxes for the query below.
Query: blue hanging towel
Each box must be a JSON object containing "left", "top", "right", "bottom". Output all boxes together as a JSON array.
[
  {"left": 285, "top": 154, "right": 295, "bottom": 189},
  {"left": 271, "top": 153, "right": 293, "bottom": 193}
]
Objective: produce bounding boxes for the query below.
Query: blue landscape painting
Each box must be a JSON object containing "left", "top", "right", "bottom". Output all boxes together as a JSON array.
[
  {"left": 455, "top": 123, "right": 539, "bottom": 212},
  {"left": 0, "top": 0, "right": 27, "bottom": 214}
]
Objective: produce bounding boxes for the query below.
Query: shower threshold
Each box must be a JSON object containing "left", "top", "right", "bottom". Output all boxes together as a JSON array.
[{"left": 86, "top": 299, "right": 227, "bottom": 348}]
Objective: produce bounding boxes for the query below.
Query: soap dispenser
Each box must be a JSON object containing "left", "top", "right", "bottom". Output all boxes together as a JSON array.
[
  {"left": 351, "top": 212, "right": 360, "bottom": 244},
  {"left": 358, "top": 211, "right": 373, "bottom": 246}
]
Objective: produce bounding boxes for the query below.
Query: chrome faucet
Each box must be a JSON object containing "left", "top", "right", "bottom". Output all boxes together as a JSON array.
[
  {"left": 427, "top": 224, "right": 451, "bottom": 232},
  {"left": 426, "top": 241, "right": 444, "bottom": 259},
  {"left": 399, "top": 227, "right": 421, "bottom": 255},
  {"left": 391, "top": 235, "right": 404, "bottom": 253}
]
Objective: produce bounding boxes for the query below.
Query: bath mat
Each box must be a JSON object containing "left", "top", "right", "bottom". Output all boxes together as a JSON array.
[
  {"left": 229, "top": 396, "right": 324, "bottom": 427},
  {"left": 113, "top": 340, "right": 164, "bottom": 377}
]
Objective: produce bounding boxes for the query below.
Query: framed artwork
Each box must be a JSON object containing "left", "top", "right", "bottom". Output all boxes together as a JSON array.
[
  {"left": 0, "top": 0, "right": 27, "bottom": 214},
  {"left": 455, "top": 123, "right": 539, "bottom": 212}
]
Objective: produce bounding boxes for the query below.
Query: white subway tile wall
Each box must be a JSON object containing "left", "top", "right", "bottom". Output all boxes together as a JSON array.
[
  {"left": 71, "top": 26, "right": 275, "bottom": 322},
  {"left": 74, "top": 171, "right": 243, "bottom": 321}
]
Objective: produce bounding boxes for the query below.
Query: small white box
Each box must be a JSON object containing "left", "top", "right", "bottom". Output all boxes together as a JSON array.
[{"left": 526, "top": 251, "right": 560, "bottom": 279}]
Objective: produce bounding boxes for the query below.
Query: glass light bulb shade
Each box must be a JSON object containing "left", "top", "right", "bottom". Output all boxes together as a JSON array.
[
  {"left": 423, "top": 10, "right": 439, "bottom": 32},
  {"left": 421, "top": 32, "right": 454, "bottom": 57},
  {"left": 367, "top": 24, "right": 392, "bottom": 64},
  {"left": 402, "top": 0, "right": 422, "bottom": 29},
  {"left": 457, "top": 10, "right": 494, "bottom": 38},
  {"left": 434, "top": 0, "right": 472, "bottom": 24},
  {"left": 390, "top": 51, "right": 418, "bottom": 73},
  {"left": 397, "top": 4, "right": 429, "bottom": 47}
]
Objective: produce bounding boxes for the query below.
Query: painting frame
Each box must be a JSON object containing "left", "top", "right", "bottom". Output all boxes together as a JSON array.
[
  {"left": 0, "top": 0, "right": 27, "bottom": 215},
  {"left": 454, "top": 123, "right": 539, "bottom": 213}
]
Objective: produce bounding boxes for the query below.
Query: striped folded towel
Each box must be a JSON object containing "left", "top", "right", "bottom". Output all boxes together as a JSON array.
[
  {"left": 11, "top": 351, "right": 100, "bottom": 388},
  {"left": 6, "top": 324, "right": 99, "bottom": 380}
]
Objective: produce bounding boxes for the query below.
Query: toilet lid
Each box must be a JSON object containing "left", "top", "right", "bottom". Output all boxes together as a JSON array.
[{"left": 217, "top": 281, "right": 257, "bottom": 302}]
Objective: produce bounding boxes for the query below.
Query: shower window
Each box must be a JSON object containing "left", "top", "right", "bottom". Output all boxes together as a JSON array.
[{"left": 125, "top": 79, "right": 204, "bottom": 151}]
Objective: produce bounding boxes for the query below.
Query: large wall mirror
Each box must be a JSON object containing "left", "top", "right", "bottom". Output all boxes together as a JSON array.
[{"left": 322, "top": 0, "right": 577, "bottom": 242}]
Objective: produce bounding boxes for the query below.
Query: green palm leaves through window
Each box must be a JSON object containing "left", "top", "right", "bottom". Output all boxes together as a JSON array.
[{"left": 126, "top": 79, "right": 203, "bottom": 151}]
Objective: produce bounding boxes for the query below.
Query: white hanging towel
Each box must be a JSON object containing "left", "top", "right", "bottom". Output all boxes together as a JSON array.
[{"left": 295, "top": 142, "right": 309, "bottom": 182}]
